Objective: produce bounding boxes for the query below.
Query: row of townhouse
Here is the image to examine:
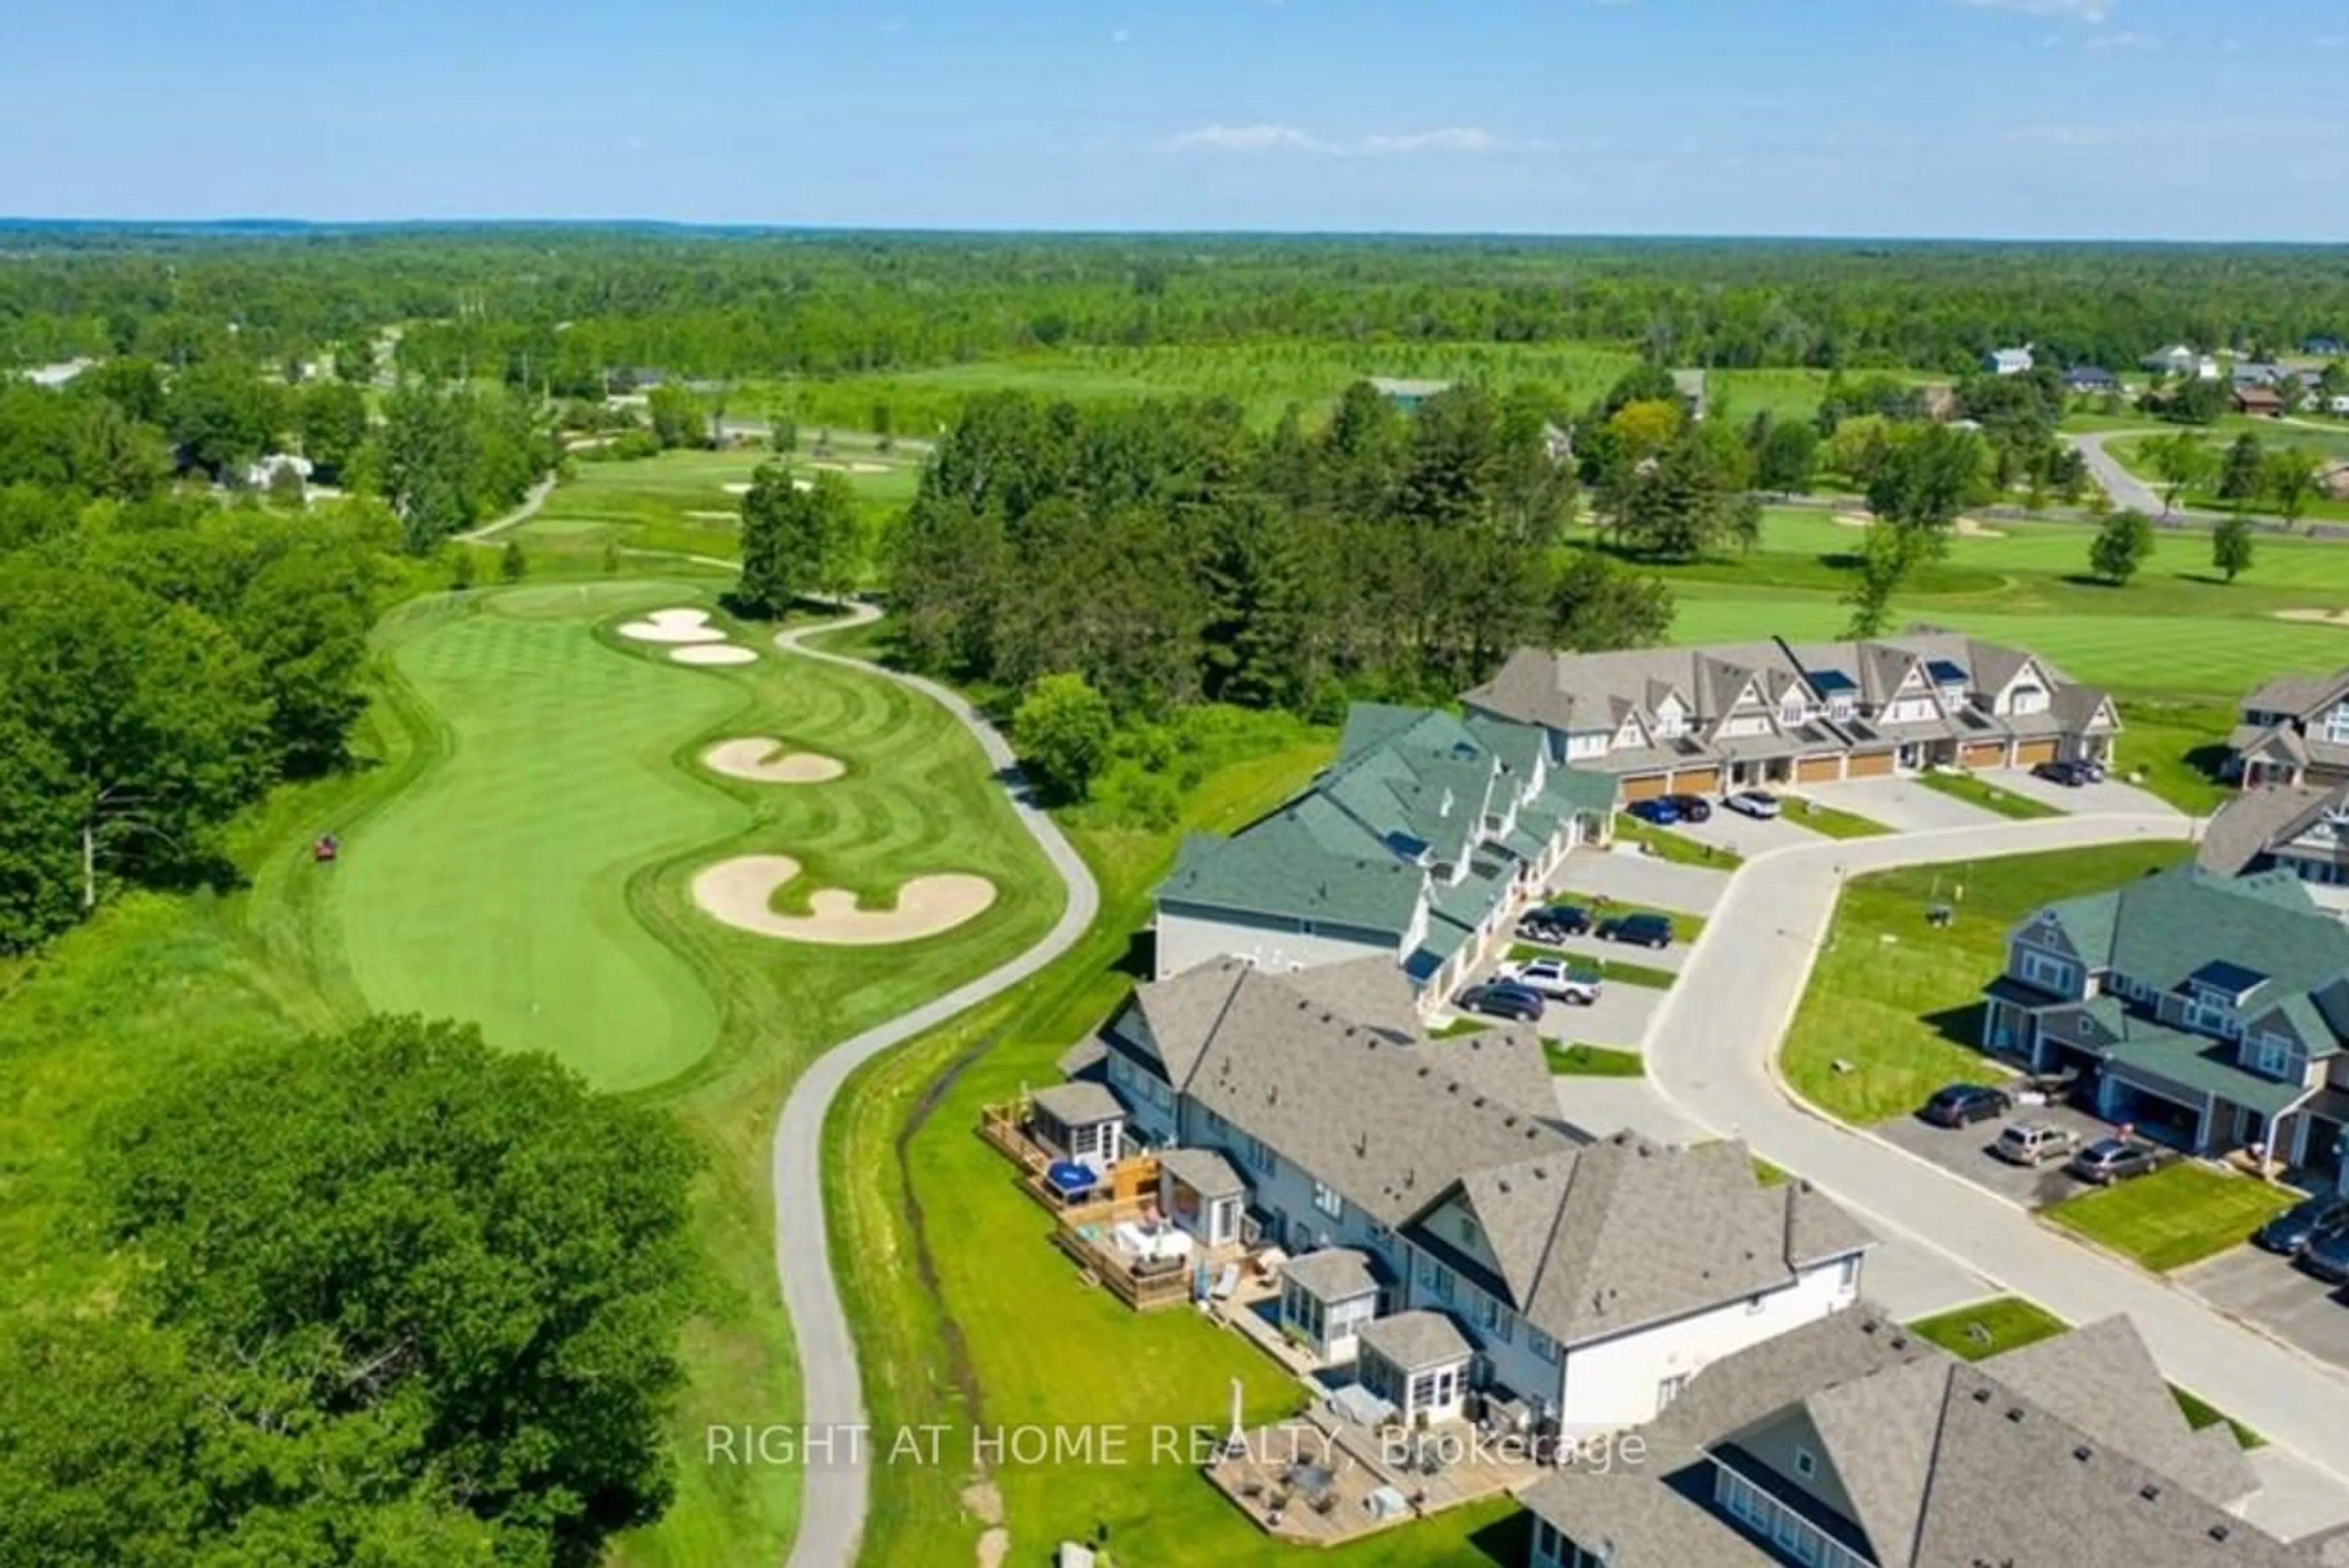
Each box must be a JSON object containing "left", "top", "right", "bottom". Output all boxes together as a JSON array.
[
  {"left": 1462, "top": 631, "right": 2118, "bottom": 804},
  {"left": 1056, "top": 957, "right": 1875, "bottom": 1435},
  {"left": 1152, "top": 702, "right": 1614, "bottom": 1002},
  {"left": 1981, "top": 864, "right": 2349, "bottom": 1186}
]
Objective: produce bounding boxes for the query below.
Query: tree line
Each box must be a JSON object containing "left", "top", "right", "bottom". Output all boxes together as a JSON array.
[
  {"left": 12, "top": 226, "right": 2349, "bottom": 389},
  {"left": 885, "top": 382, "right": 1674, "bottom": 794}
]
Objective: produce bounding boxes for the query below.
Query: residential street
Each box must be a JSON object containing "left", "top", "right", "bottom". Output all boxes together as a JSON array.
[
  {"left": 1642, "top": 811, "right": 2349, "bottom": 1496},
  {"left": 2065, "top": 428, "right": 2224, "bottom": 524}
]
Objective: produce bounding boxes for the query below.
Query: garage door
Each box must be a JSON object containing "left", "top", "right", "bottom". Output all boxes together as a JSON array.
[
  {"left": 2014, "top": 739, "right": 2058, "bottom": 768},
  {"left": 1961, "top": 741, "right": 2006, "bottom": 770},
  {"left": 1795, "top": 756, "right": 1842, "bottom": 784},
  {"left": 1846, "top": 750, "right": 1895, "bottom": 778},
  {"left": 1669, "top": 767, "right": 1721, "bottom": 795},
  {"left": 1620, "top": 773, "right": 1669, "bottom": 802}
]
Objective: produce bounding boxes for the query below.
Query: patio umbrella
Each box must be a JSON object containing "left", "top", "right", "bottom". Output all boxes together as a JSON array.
[{"left": 1225, "top": 1377, "right": 1247, "bottom": 1458}]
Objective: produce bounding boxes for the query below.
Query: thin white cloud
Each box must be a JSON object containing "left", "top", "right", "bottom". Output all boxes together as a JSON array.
[
  {"left": 1165, "top": 123, "right": 1510, "bottom": 156},
  {"left": 1962, "top": 0, "right": 2110, "bottom": 21},
  {"left": 1166, "top": 123, "right": 1332, "bottom": 153}
]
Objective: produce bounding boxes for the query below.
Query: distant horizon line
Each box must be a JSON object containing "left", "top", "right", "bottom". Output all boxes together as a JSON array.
[{"left": 2, "top": 215, "right": 2346, "bottom": 248}]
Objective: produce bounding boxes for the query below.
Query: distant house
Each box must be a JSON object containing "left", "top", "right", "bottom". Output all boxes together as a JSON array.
[
  {"left": 2140, "top": 344, "right": 2220, "bottom": 381},
  {"left": 1918, "top": 383, "right": 1960, "bottom": 422},
  {"left": 2331, "top": 395, "right": 2349, "bottom": 417},
  {"left": 1152, "top": 702, "right": 1612, "bottom": 1001},
  {"left": 1367, "top": 376, "right": 1452, "bottom": 412},
  {"left": 1982, "top": 864, "right": 2349, "bottom": 1177},
  {"left": 1521, "top": 1309, "right": 2281, "bottom": 1568},
  {"left": 2320, "top": 461, "right": 2349, "bottom": 502},
  {"left": 2199, "top": 781, "right": 2349, "bottom": 893},
  {"left": 2306, "top": 335, "right": 2345, "bottom": 356},
  {"left": 1462, "top": 633, "right": 2118, "bottom": 801},
  {"left": 2228, "top": 665, "right": 2349, "bottom": 789},
  {"left": 2233, "top": 362, "right": 2285, "bottom": 388},
  {"left": 17, "top": 357, "right": 94, "bottom": 389},
  {"left": 2234, "top": 385, "right": 2287, "bottom": 417},
  {"left": 2061, "top": 365, "right": 2119, "bottom": 396},
  {"left": 1983, "top": 346, "right": 2034, "bottom": 377},
  {"left": 245, "top": 453, "right": 314, "bottom": 491},
  {"left": 1671, "top": 368, "right": 1709, "bottom": 421}
]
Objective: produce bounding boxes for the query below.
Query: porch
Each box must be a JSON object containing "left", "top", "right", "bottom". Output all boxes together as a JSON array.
[{"left": 1052, "top": 1193, "right": 1249, "bottom": 1313}]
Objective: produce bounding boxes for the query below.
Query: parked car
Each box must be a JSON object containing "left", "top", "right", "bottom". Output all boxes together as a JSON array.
[
  {"left": 2298, "top": 1226, "right": 2349, "bottom": 1285},
  {"left": 1597, "top": 912, "right": 1674, "bottom": 948},
  {"left": 1455, "top": 981, "right": 1546, "bottom": 1024},
  {"left": 2066, "top": 1138, "right": 2165, "bottom": 1186},
  {"left": 1626, "top": 798, "right": 1682, "bottom": 827},
  {"left": 1542, "top": 903, "right": 1594, "bottom": 936},
  {"left": 1991, "top": 1121, "right": 2079, "bottom": 1166},
  {"left": 1516, "top": 913, "right": 1569, "bottom": 946},
  {"left": 1661, "top": 792, "right": 1713, "bottom": 823},
  {"left": 2033, "top": 760, "right": 2097, "bottom": 789},
  {"left": 1725, "top": 790, "right": 1782, "bottom": 819},
  {"left": 1501, "top": 958, "right": 1602, "bottom": 1005},
  {"left": 1920, "top": 1083, "right": 2013, "bottom": 1128},
  {"left": 2254, "top": 1194, "right": 2349, "bottom": 1257}
]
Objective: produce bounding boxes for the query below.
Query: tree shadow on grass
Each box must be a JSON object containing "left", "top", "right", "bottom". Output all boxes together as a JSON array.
[
  {"left": 1111, "top": 926, "right": 1156, "bottom": 982},
  {"left": 2057, "top": 573, "right": 2127, "bottom": 589}
]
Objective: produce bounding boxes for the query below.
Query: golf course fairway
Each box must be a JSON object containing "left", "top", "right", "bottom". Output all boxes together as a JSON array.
[{"left": 332, "top": 581, "right": 744, "bottom": 1091}]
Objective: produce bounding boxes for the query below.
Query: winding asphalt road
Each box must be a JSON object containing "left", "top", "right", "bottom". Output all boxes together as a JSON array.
[
  {"left": 2065, "top": 428, "right": 2231, "bottom": 524},
  {"left": 769, "top": 603, "right": 1100, "bottom": 1568},
  {"left": 1643, "top": 812, "right": 2349, "bottom": 1485}
]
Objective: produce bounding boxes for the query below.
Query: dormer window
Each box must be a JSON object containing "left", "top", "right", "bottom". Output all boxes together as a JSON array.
[
  {"left": 2011, "top": 684, "right": 2047, "bottom": 716},
  {"left": 1781, "top": 699, "right": 1805, "bottom": 724},
  {"left": 1828, "top": 695, "right": 1854, "bottom": 721}
]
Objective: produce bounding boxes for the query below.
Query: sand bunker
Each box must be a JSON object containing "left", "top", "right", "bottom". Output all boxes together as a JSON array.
[
  {"left": 692, "top": 855, "right": 996, "bottom": 945},
  {"left": 702, "top": 738, "right": 847, "bottom": 784},
  {"left": 670, "top": 644, "right": 757, "bottom": 666},
  {"left": 684, "top": 508, "right": 740, "bottom": 521},
  {"left": 618, "top": 607, "right": 727, "bottom": 644},
  {"left": 1830, "top": 513, "right": 2006, "bottom": 538},
  {"left": 722, "top": 482, "right": 753, "bottom": 496},
  {"left": 2277, "top": 608, "right": 2349, "bottom": 625}
]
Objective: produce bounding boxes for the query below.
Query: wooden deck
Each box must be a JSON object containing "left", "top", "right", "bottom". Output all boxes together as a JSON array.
[{"left": 1204, "top": 1400, "right": 1544, "bottom": 1547}]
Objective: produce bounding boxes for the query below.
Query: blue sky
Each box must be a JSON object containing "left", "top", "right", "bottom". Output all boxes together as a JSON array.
[{"left": 4, "top": 0, "right": 2346, "bottom": 237}]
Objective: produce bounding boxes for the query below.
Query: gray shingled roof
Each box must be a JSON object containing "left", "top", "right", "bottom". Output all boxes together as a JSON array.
[
  {"left": 1156, "top": 1145, "right": 1245, "bottom": 1200},
  {"left": 1031, "top": 1080, "right": 1124, "bottom": 1127},
  {"left": 1280, "top": 1246, "right": 1381, "bottom": 1302},
  {"left": 2199, "top": 782, "right": 2348, "bottom": 876},
  {"left": 1524, "top": 1312, "right": 2291, "bottom": 1568},
  {"left": 2244, "top": 670, "right": 2349, "bottom": 718},
  {"left": 1421, "top": 1134, "right": 1872, "bottom": 1349},
  {"left": 1357, "top": 1309, "right": 1472, "bottom": 1371}
]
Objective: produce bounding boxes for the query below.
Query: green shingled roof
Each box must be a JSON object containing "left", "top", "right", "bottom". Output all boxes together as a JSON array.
[
  {"left": 2104, "top": 1024, "right": 2314, "bottom": 1118},
  {"left": 1160, "top": 811, "right": 1423, "bottom": 937}
]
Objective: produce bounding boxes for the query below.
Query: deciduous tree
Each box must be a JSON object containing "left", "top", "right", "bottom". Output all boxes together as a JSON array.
[
  {"left": 2212, "top": 512, "right": 2255, "bottom": 582},
  {"left": 1013, "top": 672, "right": 1115, "bottom": 801},
  {"left": 2089, "top": 508, "right": 2155, "bottom": 585}
]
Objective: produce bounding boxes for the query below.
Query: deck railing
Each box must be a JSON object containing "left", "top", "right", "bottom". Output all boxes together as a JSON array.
[{"left": 1052, "top": 1197, "right": 1195, "bottom": 1312}]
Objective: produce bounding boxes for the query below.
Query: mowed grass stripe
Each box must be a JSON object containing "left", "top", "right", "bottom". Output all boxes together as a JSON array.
[{"left": 333, "top": 585, "right": 745, "bottom": 1091}]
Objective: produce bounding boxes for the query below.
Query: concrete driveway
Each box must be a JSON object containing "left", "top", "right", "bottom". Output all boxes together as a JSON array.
[
  {"left": 1543, "top": 980, "right": 1664, "bottom": 1051},
  {"left": 2180, "top": 1247, "right": 2349, "bottom": 1370},
  {"left": 1871, "top": 1102, "right": 2115, "bottom": 1210},
  {"left": 1665, "top": 806, "right": 1825, "bottom": 858},
  {"left": 1799, "top": 776, "right": 2002, "bottom": 832},
  {"left": 1551, "top": 844, "right": 1729, "bottom": 916},
  {"left": 1991, "top": 769, "right": 2186, "bottom": 819}
]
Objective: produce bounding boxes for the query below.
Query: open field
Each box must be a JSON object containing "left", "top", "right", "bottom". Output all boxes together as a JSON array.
[{"left": 1781, "top": 842, "right": 2189, "bottom": 1126}]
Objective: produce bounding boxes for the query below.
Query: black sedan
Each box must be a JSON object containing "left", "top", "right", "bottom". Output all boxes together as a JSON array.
[
  {"left": 2033, "top": 760, "right": 2098, "bottom": 789},
  {"left": 1455, "top": 981, "right": 1546, "bottom": 1024},
  {"left": 1660, "top": 793, "right": 1713, "bottom": 823},
  {"left": 1920, "top": 1083, "right": 2012, "bottom": 1128},
  {"left": 2256, "top": 1195, "right": 2349, "bottom": 1257}
]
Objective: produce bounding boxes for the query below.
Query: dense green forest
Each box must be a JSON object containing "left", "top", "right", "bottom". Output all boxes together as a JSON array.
[{"left": 9, "top": 225, "right": 2349, "bottom": 386}]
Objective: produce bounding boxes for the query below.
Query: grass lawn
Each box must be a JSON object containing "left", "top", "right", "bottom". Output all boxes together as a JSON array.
[
  {"left": 1546, "top": 1042, "right": 1646, "bottom": 1077},
  {"left": 1780, "top": 841, "right": 2189, "bottom": 1125},
  {"left": 1783, "top": 798, "right": 1894, "bottom": 839},
  {"left": 2042, "top": 1165, "right": 2299, "bottom": 1274},
  {"left": 1916, "top": 769, "right": 2062, "bottom": 821},
  {"left": 2112, "top": 698, "right": 2236, "bottom": 816},
  {"left": 822, "top": 738, "right": 1535, "bottom": 1568},
  {"left": 1612, "top": 817, "right": 1745, "bottom": 869},
  {"left": 1908, "top": 1296, "right": 2070, "bottom": 1360}
]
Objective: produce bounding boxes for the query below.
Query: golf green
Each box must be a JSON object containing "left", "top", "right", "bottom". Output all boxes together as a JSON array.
[{"left": 332, "top": 582, "right": 745, "bottom": 1091}]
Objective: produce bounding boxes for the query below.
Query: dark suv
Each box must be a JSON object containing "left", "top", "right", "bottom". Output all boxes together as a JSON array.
[
  {"left": 1597, "top": 912, "right": 1674, "bottom": 949},
  {"left": 1660, "top": 793, "right": 1713, "bottom": 823},
  {"left": 1920, "top": 1083, "right": 2012, "bottom": 1128}
]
